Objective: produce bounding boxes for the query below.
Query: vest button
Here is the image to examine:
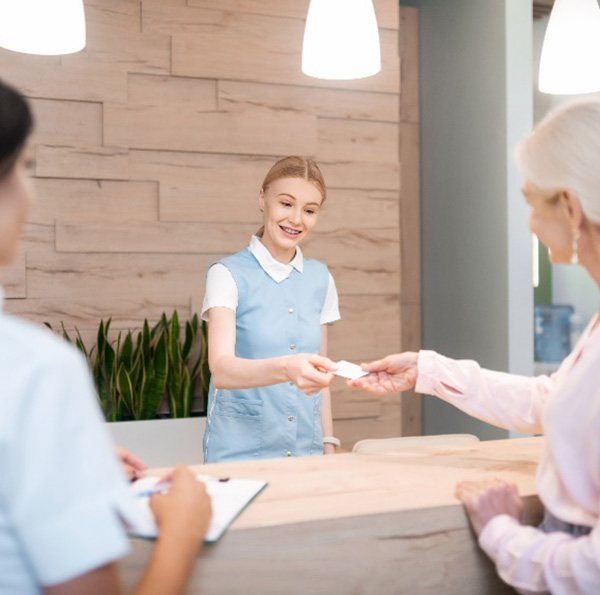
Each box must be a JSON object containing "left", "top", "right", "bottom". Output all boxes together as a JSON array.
[
  {"left": 286, "top": 451, "right": 292, "bottom": 457},
  {"left": 288, "top": 307, "right": 294, "bottom": 314},
  {"left": 289, "top": 344, "right": 296, "bottom": 351}
]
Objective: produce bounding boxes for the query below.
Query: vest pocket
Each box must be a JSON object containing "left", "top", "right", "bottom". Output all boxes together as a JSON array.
[
  {"left": 211, "top": 397, "right": 264, "bottom": 461},
  {"left": 217, "top": 396, "right": 262, "bottom": 419}
]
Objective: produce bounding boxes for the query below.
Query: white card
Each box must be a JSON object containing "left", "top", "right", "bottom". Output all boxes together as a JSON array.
[{"left": 334, "top": 360, "right": 368, "bottom": 380}]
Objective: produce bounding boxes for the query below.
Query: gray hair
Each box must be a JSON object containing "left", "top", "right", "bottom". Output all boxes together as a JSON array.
[{"left": 517, "top": 99, "right": 600, "bottom": 223}]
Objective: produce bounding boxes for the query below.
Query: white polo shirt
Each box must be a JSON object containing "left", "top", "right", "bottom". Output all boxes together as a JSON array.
[
  {"left": 0, "top": 288, "right": 141, "bottom": 593},
  {"left": 202, "top": 236, "right": 341, "bottom": 324}
]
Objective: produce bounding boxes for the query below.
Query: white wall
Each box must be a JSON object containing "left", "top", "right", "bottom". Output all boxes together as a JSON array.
[
  {"left": 108, "top": 418, "right": 206, "bottom": 468},
  {"left": 416, "top": 0, "right": 534, "bottom": 439}
]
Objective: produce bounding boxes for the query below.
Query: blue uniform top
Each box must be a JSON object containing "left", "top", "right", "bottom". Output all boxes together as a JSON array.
[
  {"left": 0, "top": 288, "right": 142, "bottom": 593},
  {"left": 202, "top": 246, "right": 331, "bottom": 463}
]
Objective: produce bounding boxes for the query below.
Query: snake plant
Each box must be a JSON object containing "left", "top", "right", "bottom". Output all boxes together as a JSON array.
[{"left": 45, "top": 311, "right": 209, "bottom": 421}]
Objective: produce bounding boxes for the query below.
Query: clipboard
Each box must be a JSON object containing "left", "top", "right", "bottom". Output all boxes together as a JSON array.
[{"left": 129, "top": 474, "right": 268, "bottom": 544}]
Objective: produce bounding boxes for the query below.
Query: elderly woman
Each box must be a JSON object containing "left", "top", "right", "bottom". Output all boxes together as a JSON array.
[{"left": 350, "top": 99, "right": 600, "bottom": 594}]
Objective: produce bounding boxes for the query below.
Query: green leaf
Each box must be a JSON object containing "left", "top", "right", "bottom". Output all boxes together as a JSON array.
[
  {"left": 75, "top": 336, "right": 88, "bottom": 358},
  {"left": 141, "top": 332, "right": 168, "bottom": 419},
  {"left": 97, "top": 319, "right": 106, "bottom": 354},
  {"left": 130, "top": 346, "right": 143, "bottom": 389},
  {"left": 182, "top": 320, "right": 195, "bottom": 361},
  {"left": 182, "top": 367, "right": 192, "bottom": 418},
  {"left": 118, "top": 365, "right": 134, "bottom": 413},
  {"left": 191, "top": 313, "right": 199, "bottom": 335},
  {"left": 135, "top": 366, "right": 146, "bottom": 420},
  {"left": 74, "top": 328, "right": 89, "bottom": 359},
  {"left": 142, "top": 319, "right": 151, "bottom": 359},
  {"left": 167, "top": 359, "right": 183, "bottom": 418},
  {"left": 104, "top": 341, "right": 116, "bottom": 382},
  {"left": 60, "top": 322, "right": 72, "bottom": 344},
  {"left": 169, "top": 310, "right": 180, "bottom": 360},
  {"left": 119, "top": 331, "right": 133, "bottom": 368}
]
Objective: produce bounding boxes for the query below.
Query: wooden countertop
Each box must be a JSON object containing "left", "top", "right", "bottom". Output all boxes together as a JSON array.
[
  {"left": 154, "top": 437, "right": 543, "bottom": 531},
  {"left": 126, "top": 437, "right": 544, "bottom": 595}
]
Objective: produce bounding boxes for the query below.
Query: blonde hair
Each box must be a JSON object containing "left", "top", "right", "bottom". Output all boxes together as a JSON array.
[
  {"left": 517, "top": 99, "right": 600, "bottom": 223},
  {"left": 257, "top": 156, "right": 327, "bottom": 236}
]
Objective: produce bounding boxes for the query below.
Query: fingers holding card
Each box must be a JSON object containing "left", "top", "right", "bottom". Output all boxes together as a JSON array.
[{"left": 333, "top": 360, "right": 368, "bottom": 380}]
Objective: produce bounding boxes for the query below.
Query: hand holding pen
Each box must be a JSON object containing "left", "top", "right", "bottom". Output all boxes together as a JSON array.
[{"left": 149, "top": 466, "right": 212, "bottom": 544}]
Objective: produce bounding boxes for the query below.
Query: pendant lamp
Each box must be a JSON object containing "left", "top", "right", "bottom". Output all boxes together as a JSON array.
[
  {"left": 538, "top": 0, "right": 600, "bottom": 95},
  {"left": 0, "top": 0, "right": 86, "bottom": 56},
  {"left": 302, "top": 0, "right": 381, "bottom": 80}
]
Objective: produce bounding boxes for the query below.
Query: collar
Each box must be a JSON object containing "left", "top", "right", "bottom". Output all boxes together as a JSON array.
[
  {"left": 249, "top": 235, "right": 303, "bottom": 283},
  {"left": 0, "top": 285, "right": 4, "bottom": 313}
]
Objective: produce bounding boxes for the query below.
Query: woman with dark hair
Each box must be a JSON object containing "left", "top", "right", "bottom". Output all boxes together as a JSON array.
[
  {"left": 0, "top": 78, "right": 33, "bottom": 264},
  {"left": 0, "top": 79, "right": 211, "bottom": 594}
]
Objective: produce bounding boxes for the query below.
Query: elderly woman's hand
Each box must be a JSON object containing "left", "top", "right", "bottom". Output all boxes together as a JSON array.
[
  {"left": 455, "top": 478, "right": 523, "bottom": 536},
  {"left": 346, "top": 352, "right": 419, "bottom": 395}
]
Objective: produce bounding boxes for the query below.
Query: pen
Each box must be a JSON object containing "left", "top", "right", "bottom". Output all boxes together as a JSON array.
[
  {"left": 136, "top": 476, "right": 230, "bottom": 497},
  {"left": 137, "top": 484, "right": 170, "bottom": 498}
]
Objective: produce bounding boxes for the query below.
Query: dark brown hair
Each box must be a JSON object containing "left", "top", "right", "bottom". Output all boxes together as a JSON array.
[{"left": 0, "top": 79, "right": 33, "bottom": 180}]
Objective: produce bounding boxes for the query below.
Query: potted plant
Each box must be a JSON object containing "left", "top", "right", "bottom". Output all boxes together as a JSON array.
[{"left": 46, "top": 311, "right": 210, "bottom": 466}]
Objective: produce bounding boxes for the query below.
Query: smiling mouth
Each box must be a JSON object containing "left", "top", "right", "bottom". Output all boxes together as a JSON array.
[{"left": 279, "top": 225, "right": 302, "bottom": 237}]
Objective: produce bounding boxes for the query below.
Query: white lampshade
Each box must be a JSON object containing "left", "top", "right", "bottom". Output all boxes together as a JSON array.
[
  {"left": 302, "top": 0, "right": 381, "bottom": 80},
  {"left": 539, "top": 0, "right": 600, "bottom": 95},
  {"left": 0, "top": 0, "right": 86, "bottom": 56}
]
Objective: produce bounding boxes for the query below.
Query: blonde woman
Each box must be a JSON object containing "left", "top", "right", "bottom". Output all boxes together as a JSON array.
[
  {"left": 350, "top": 100, "right": 600, "bottom": 594},
  {"left": 202, "top": 156, "right": 340, "bottom": 463}
]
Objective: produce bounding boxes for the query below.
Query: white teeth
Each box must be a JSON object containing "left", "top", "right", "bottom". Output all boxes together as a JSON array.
[{"left": 281, "top": 226, "right": 300, "bottom": 235}]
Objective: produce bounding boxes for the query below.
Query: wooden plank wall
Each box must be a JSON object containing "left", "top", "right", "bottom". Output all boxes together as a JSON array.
[{"left": 0, "top": 0, "right": 421, "bottom": 447}]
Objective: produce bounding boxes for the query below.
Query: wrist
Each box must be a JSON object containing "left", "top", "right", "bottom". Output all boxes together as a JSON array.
[
  {"left": 280, "top": 355, "right": 295, "bottom": 382},
  {"left": 478, "top": 514, "right": 520, "bottom": 557},
  {"left": 322, "top": 436, "right": 341, "bottom": 448},
  {"left": 159, "top": 520, "right": 204, "bottom": 549}
]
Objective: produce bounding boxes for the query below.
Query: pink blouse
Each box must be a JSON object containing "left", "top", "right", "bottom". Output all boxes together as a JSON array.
[{"left": 416, "top": 316, "right": 600, "bottom": 594}]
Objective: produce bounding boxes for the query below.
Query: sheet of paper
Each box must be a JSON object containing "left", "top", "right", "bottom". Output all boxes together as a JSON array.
[
  {"left": 334, "top": 360, "right": 368, "bottom": 380},
  {"left": 129, "top": 474, "right": 267, "bottom": 543}
]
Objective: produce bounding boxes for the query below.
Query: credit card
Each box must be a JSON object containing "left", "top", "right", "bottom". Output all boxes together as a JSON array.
[{"left": 334, "top": 360, "right": 368, "bottom": 380}]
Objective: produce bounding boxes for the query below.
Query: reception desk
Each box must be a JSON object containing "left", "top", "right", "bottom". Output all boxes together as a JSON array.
[{"left": 122, "top": 437, "right": 543, "bottom": 594}]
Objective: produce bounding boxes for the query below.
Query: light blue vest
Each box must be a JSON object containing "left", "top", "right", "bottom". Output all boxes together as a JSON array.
[{"left": 203, "top": 247, "right": 330, "bottom": 463}]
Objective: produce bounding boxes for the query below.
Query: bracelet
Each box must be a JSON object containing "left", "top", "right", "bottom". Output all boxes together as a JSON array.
[{"left": 322, "top": 436, "right": 341, "bottom": 448}]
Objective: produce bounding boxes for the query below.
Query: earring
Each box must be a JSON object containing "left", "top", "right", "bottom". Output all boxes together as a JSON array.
[{"left": 570, "top": 230, "right": 580, "bottom": 265}]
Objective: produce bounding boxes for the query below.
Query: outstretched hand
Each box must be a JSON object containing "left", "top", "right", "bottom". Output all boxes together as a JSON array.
[
  {"left": 285, "top": 353, "right": 336, "bottom": 395},
  {"left": 347, "top": 352, "right": 419, "bottom": 395}
]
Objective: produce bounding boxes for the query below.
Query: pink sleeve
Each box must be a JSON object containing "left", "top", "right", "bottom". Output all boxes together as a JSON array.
[
  {"left": 415, "top": 350, "right": 553, "bottom": 434},
  {"left": 479, "top": 514, "right": 600, "bottom": 594}
]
